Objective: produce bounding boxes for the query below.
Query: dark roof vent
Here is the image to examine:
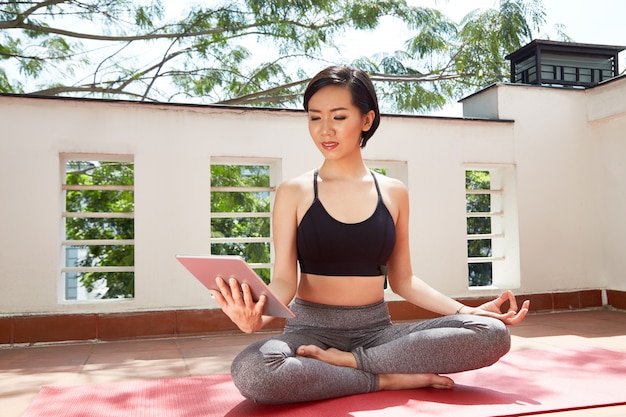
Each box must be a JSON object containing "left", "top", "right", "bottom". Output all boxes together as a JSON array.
[{"left": 505, "top": 40, "right": 625, "bottom": 88}]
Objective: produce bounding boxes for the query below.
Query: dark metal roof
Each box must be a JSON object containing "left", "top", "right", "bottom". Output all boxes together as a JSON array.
[{"left": 505, "top": 39, "right": 625, "bottom": 61}]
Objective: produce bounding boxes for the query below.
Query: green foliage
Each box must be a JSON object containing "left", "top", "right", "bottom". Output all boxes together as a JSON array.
[
  {"left": 0, "top": 0, "right": 554, "bottom": 113},
  {"left": 466, "top": 170, "right": 492, "bottom": 287},
  {"left": 65, "top": 161, "right": 135, "bottom": 298},
  {"left": 211, "top": 165, "right": 272, "bottom": 283},
  {"left": 0, "top": 67, "right": 19, "bottom": 92},
  {"left": 355, "top": 0, "right": 548, "bottom": 113}
]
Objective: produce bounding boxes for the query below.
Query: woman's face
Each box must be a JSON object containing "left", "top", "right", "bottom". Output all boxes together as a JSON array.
[{"left": 307, "top": 85, "right": 374, "bottom": 158}]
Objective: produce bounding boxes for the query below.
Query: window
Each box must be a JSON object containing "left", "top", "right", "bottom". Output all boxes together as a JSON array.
[
  {"left": 540, "top": 54, "right": 614, "bottom": 86},
  {"left": 514, "top": 56, "right": 537, "bottom": 84},
  {"left": 465, "top": 166, "right": 520, "bottom": 289},
  {"left": 210, "top": 158, "right": 279, "bottom": 284},
  {"left": 61, "top": 155, "right": 134, "bottom": 301}
]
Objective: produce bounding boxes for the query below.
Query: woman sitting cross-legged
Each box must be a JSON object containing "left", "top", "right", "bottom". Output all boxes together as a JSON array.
[{"left": 210, "top": 65, "right": 530, "bottom": 405}]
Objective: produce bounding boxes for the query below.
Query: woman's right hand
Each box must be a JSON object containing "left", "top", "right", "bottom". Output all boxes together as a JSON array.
[{"left": 209, "top": 276, "right": 267, "bottom": 334}]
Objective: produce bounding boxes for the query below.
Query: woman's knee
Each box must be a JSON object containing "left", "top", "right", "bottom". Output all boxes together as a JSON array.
[
  {"left": 478, "top": 316, "right": 511, "bottom": 359},
  {"left": 231, "top": 338, "right": 297, "bottom": 403}
]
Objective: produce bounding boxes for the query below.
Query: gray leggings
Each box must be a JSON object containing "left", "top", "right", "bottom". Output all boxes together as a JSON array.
[{"left": 231, "top": 298, "right": 510, "bottom": 404}]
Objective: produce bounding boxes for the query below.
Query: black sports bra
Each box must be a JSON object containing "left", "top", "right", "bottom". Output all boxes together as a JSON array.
[{"left": 296, "top": 170, "right": 396, "bottom": 276}]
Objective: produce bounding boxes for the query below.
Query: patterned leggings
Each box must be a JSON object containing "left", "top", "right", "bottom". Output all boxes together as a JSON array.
[{"left": 231, "top": 298, "right": 510, "bottom": 404}]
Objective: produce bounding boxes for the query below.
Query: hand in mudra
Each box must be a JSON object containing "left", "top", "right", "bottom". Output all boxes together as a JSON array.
[{"left": 471, "top": 290, "right": 530, "bottom": 325}]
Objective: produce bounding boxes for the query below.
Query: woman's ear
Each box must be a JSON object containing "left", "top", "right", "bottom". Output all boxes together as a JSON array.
[{"left": 362, "top": 110, "right": 375, "bottom": 132}]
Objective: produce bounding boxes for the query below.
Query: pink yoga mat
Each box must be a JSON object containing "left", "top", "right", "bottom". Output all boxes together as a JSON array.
[{"left": 22, "top": 346, "right": 626, "bottom": 417}]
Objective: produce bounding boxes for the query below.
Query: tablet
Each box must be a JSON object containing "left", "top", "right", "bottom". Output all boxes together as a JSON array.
[{"left": 176, "top": 254, "right": 295, "bottom": 318}]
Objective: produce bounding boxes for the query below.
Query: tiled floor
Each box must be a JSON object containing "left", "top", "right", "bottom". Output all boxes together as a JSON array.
[{"left": 2, "top": 309, "right": 626, "bottom": 417}]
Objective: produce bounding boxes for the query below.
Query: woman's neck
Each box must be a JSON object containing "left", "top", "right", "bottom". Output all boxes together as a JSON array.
[{"left": 318, "top": 159, "right": 370, "bottom": 181}]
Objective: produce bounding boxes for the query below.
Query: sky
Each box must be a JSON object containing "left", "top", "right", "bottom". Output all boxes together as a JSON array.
[{"left": 333, "top": 0, "right": 626, "bottom": 56}]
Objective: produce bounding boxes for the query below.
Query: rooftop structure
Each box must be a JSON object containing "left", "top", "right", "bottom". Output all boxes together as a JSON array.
[{"left": 506, "top": 39, "right": 625, "bottom": 87}]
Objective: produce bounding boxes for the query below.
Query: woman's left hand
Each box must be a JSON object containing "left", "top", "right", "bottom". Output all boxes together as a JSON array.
[{"left": 466, "top": 290, "right": 530, "bottom": 325}]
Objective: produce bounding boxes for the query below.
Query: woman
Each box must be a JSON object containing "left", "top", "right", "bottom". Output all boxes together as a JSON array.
[{"left": 211, "top": 65, "right": 530, "bottom": 404}]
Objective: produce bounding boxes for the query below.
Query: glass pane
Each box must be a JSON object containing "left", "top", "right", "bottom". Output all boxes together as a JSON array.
[
  {"left": 65, "top": 273, "right": 78, "bottom": 300},
  {"left": 564, "top": 67, "right": 576, "bottom": 82},
  {"left": 211, "top": 217, "right": 270, "bottom": 238},
  {"left": 211, "top": 191, "right": 270, "bottom": 213},
  {"left": 467, "top": 217, "right": 491, "bottom": 234},
  {"left": 466, "top": 194, "right": 491, "bottom": 212},
  {"left": 469, "top": 263, "right": 492, "bottom": 287},
  {"left": 66, "top": 217, "right": 134, "bottom": 240},
  {"left": 211, "top": 242, "right": 270, "bottom": 262},
  {"left": 70, "top": 271, "right": 134, "bottom": 299},
  {"left": 579, "top": 68, "right": 591, "bottom": 83},
  {"left": 66, "top": 190, "right": 134, "bottom": 213},
  {"left": 211, "top": 165, "right": 270, "bottom": 187},
  {"left": 465, "top": 170, "right": 490, "bottom": 190},
  {"left": 66, "top": 161, "right": 134, "bottom": 186},
  {"left": 468, "top": 239, "right": 492, "bottom": 258},
  {"left": 65, "top": 245, "right": 134, "bottom": 267}
]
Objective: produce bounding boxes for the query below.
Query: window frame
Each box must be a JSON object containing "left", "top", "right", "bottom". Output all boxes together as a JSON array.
[
  {"left": 465, "top": 164, "right": 521, "bottom": 290},
  {"left": 59, "top": 153, "right": 135, "bottom": 303},
  {"left": 209, "top": 157, "right": 280, "bottom": 279}
]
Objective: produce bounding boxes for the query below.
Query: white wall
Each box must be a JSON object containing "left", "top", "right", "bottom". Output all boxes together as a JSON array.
[
  {"left": 463, "top": 77, "right": 626, "bottom": 295},
  {"left": 587, "top": 78, "right": 626, "bottom": 291},
  {"left": 500, "top": 85, "right": 599, "bottom": 294},
  {"left": 1, "top": 76, "right": 624, "bottom": 315}
]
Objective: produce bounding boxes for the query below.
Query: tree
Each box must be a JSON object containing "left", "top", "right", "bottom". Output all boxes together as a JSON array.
[
  {"left": 210, "top": 164, "right": 272, "bottom": 283},
  {"left": 466, "top": 170, "right": 492, "bottom": 287},
  {"left": 0, "top": 0, "right": 551, "bottom": 113},
  {"left": 65, "top": 161, "right": 135, "bottom": 299}
]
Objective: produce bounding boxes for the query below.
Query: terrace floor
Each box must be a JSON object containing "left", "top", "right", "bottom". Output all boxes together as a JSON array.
[{"left": 2, "top": 309, "right": 626, "bottom": 417}]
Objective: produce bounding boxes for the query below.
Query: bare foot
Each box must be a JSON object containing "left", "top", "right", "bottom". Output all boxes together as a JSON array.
[
  {"left": 296, "top": 345, "right": 454, "bottom": 391},
  {"left": 379, "top": 373, "right": 454, "bottom": 391},
  {"left": 296, "top": 345, "right": 357, "bottom": 368}
]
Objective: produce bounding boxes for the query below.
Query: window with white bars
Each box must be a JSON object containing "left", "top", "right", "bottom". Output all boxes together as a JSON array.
[
  {"left": 210, "top": 159, "right": 279, "bottom": 284},
  {"left": 465, "top": 166, "right": 520, "bottom": 289},
  {"left": 61, "top": 155, "right": 134, "bottom": 301}
]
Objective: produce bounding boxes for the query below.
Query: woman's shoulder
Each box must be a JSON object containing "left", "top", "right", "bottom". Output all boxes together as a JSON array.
[
  {"left": 371, "top": 171, "right": 409, "bottom": 216},
  {"left": 372, "top": 171, "right": 408, "bottom": 193},
  {"left": 279, "top": 170, "right": 314, "bottom": 189},
  {"left": 276, "top": 170, "right": 315, "bottom": 200}
]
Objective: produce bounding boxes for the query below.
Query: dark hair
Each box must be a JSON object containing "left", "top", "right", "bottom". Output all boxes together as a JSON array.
[{"left": 303, "top": 66, "right": 380, "bottom": 148}]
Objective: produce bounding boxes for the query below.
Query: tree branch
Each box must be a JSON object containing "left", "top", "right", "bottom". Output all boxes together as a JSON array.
[
  {"left": 216, "top": 78, "right": 310, "bottom": 105},
  {"left": 218, "top": 71, "right": 476, "bottom": 106},
  {"left": 29, "top": 85, "right": 153, "bottom": 100},
  {"left": 369, "top": 72, "right": 474, "bottom": 82},
  {"left": 5, "top": 0, "right": 68, "bottom": 26},
  {"left": 0, "top": 14, "right": 334, "bottom": 42}
]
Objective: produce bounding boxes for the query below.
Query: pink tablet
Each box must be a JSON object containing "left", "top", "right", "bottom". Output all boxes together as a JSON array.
[{"left": 176, "top": 254, "right": 295, "bottom": 318}]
